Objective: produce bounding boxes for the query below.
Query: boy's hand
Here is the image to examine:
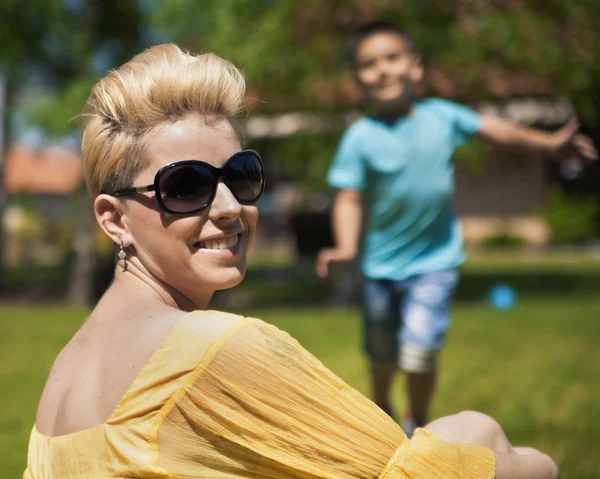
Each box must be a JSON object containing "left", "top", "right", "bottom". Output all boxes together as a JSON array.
[
  {"left": 479, "top": 116, "right": 597, "bottom": 166},
  {"left": 549, "top": 119, "right": 597, "bottom": 163},
  {"left": 316, "top": 248, "right": 356, "bottom": 278}
]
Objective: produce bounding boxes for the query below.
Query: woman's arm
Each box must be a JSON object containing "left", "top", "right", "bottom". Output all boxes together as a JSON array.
[
  {"left": 477, "top": 116, "right": 597, "bottom": 162},
  {"left": 156, "top": 318, "right": 554, "bottom": 479}
]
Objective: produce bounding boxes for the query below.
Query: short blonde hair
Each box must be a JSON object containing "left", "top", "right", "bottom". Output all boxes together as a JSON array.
[{"left": 79, "top": 44, "right": 246, "bottom": 197}]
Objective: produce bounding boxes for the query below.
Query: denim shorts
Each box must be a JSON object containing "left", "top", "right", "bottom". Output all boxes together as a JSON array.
[{"left": 361, "top": 269, "right": 460, "bottom": 363}]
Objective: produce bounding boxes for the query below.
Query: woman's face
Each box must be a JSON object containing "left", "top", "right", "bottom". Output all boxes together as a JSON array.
[{"left": 121, "top": 114, "right": 258, "bottom": 306}]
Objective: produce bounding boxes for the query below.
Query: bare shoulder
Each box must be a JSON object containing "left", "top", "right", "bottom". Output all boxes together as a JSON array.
[{"left": 34, "top": 307, "right": 188, "bottom": 437}]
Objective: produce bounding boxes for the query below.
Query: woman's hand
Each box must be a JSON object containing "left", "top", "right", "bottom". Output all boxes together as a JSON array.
[
  {"left": 495, "top": 448, "right": 560, "bottom": 479},
  {"left": 424, "top": 411, "right": 560, "bottom": 479}
]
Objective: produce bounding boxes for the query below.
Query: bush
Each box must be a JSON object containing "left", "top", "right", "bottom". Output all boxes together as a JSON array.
[
  {"left": 480, "top": 233, "right": 527, "bottom": 249},
  {"left": 541, "top": 188, "right": 599, "bottom": 244},
  {"left": 248, "top": 132, "right": 339, "bottom": 196}
]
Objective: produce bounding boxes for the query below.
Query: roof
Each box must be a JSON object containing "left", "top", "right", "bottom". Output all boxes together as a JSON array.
[{"left": 3, "top": 144, "right": 83, "bottom": 195}]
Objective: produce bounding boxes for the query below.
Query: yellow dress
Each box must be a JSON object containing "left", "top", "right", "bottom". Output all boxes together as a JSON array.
[{"left": 24, "top": 311, "right": 495, "bottom": 479}]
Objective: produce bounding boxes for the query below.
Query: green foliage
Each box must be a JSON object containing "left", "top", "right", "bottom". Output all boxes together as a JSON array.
[
  {"left": 2, "top": 1, "right": 147, "bottom": 138},
  {"left": 541, "top": 188, "right": 599, "bottom": 243},
  {"left": 452, "top": 141, "right": 493, "bottom": 174},
  {"left": 249, "top": 132, "right": 339, "bottom": 195},
  {"left": 151, "top": 0, "right": 600, "bottom": 120},
  {"left": 0, "top": 1, "right": 70, "bottom": 69},
  {"left": 23, "top": 79, "right": 97, "bottom": 139},
  {"left": 480, "top": 233, "right": 527, "bottom": 249},
  {"left": 14, "top": 192, "right": 37, "bottom": 215},
  {"left": 150, "top": 0, "right": 332, "bottom": 107}
]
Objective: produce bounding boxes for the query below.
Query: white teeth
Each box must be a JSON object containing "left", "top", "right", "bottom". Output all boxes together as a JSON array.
[
  {"left": 227, "top": 235, "right": 239, "bottom": 248},
  {"left": 199, "top": 235, "right": 239, "bottom": 250}
]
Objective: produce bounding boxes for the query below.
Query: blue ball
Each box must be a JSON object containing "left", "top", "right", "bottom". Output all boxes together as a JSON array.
[{"left": 488, "top": 283, "right": 517, "bottom": 310}]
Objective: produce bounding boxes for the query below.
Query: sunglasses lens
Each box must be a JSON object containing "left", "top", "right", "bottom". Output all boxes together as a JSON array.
[
  {"left": 158, "top": 163, "right": 214, "bottom": 213},
  {"left": 227, "top": 153, "right": 264, "bottom": 202}
]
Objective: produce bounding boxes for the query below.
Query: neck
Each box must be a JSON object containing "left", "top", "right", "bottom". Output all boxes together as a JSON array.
[
  {"left": 376, "top": 103, "right": 413, "bottom": 121},
  {"left": 111, "top": 257, "right": 210, "bottom": 312},
  {"left": 373, "top": 88, "right": 415, "bottom": 121}
]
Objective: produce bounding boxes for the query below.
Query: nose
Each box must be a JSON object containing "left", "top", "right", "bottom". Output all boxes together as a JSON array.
[
  {"left": 208, "top": 179, "right": 242, "bottom": 222},
  {"left": 375, "top": 62, "right": 389, "bottom": 80}
]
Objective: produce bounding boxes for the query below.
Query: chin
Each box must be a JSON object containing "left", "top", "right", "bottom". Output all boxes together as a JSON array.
[
  {"left": 213, "top": 266, "right": 247, "bottom": 291},
  {"left": 373, "top": 86, "right": 413, "bottom": 106}
]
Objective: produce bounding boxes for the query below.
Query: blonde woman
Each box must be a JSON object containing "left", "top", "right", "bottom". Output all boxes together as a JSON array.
[{"left": 25, "top": 44, "right": 558, "bottom": 479}]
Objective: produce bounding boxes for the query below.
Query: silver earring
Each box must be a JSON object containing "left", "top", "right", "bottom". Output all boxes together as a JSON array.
[{"left": 118, "top": 240, "right": 126, "bottom": 260}]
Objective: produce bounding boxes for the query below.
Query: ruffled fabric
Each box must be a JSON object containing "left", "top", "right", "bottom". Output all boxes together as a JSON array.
[
  {"left": 380, "top": 429, "right": 495, "bottom": 478},
  {"left": 25, "top": 311, "right": 495, "bottom": 479}
]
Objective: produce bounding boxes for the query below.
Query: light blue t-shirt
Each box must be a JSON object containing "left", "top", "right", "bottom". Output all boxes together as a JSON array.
[{"left": 327, "top": 98, "right": 481, "bottom": 280}]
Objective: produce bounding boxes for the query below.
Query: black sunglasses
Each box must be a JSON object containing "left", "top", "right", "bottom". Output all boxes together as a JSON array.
[{"left": 111, "top": 150, "right": 265, "bottom": 215}]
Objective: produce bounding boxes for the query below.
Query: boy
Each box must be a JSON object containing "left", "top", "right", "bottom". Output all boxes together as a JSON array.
[{"left": 316, "top": 21, "right": 596, "bottom": 434}]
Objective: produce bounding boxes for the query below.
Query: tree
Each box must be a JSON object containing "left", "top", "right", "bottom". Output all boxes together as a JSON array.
[
  {"left": 34, "top": 0, "right": 146, "bottom": 305},
  {"left": 0, "top": 1, "right": 74, "bottom": 288},
  {"left": 151, "top": 0, "right": 600, "bottom": 120},
  {"left": 149, "top": 0, "right": 600, "bottom": 211},
  {"left": 0, "top": 0, "right": 146, "bottom": 303}
]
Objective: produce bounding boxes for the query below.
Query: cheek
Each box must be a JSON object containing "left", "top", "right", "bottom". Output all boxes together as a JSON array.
[
  {"left": 390, "top": 60, "right": 411, "bottom": 77},
  {"left": 243, "top": 206, "right": 259, "bottom": 240},
  {"left": 135, "top": 223, "right": 176, "bottom": 259},
  {"left": 125, "top": 205, "right": 161, "bottom": 246},
  {"left": 126, "top": 204, "right": 191, "bottom": 258},
  {"left": 357, "top": 69, "right": 378, "bottom": 87},
  {"left": 409, "top": 65, "right": 423, "bottom": 82}
]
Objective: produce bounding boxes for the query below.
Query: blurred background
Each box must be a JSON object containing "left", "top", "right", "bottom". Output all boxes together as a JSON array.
[{"left": 1, "top": 1, "right": 599, "bottom": 477}]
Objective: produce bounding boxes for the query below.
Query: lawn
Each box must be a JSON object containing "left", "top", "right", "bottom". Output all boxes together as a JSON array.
[{"left": 2, "top": 256, "right": 599, "bottom": 477}]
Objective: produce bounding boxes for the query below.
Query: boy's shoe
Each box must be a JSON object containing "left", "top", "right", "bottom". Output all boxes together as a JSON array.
[
  {"left": 380, "top": 405, "right": 397, "bottom": 422},
  {"left": 402, "top": 416, "right": 426, "bottom": 438}
]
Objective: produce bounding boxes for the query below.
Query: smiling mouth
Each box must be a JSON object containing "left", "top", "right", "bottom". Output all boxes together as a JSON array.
[
  {"left": 195, "top": 234, "right": 241, "bottom": 251},
  {"left": 376, "top": 81, "right": 405, "bottom": 91}
]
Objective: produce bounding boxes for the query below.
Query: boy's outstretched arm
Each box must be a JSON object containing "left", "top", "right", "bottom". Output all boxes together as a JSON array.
[
  {"left": 316, "top": 189, "right": 362, "bottom": 278},
  {"left": 477, "top": 116, "right": 597, "bottom": 162}
]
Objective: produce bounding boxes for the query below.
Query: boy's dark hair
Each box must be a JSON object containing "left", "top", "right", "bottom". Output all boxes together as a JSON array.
[{"left": 346, "top": 21, "right": 415, "bottom": 64}]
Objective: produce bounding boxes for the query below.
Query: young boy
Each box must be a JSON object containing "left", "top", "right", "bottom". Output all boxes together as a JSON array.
[{"left": 316, "top": 21, "right": 597, "bottom": 434}]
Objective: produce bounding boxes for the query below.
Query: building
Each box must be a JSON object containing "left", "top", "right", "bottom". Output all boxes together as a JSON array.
[{"left": 2, "top": 143, "right": 83, "bottom": 266}]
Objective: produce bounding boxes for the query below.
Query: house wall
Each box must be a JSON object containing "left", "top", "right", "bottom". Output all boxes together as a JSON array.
[{"left": 453, "top": 152, "right": 549, "bottom": 244}]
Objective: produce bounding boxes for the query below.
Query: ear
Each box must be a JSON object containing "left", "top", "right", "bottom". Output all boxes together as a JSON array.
[
  {"left": 94, "top": 194, "right": 132, "bottom": 247},
  {"left": 410, "top": 55, "right": 424, "bottom": 83}
]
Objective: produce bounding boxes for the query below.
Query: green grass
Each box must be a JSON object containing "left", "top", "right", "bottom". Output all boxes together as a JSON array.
[{"left": 2, "top": 260, "right": 600, "bottom": 477}]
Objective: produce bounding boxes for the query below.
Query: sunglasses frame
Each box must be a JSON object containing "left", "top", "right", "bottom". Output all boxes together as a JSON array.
[{"left": 111, "top": 149, "right": 265, "bottom": 215}]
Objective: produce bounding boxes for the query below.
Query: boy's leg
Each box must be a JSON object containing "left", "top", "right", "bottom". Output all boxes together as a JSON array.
[
  {"left": 370, "top": 361, "right": 397, "bottom": 413},
  {"left": 361, "top": 278, "right": 401, "bottom": 413},
  {"left": 397, "top": 269, "right": 459, "bottom": 428},
  {"left": 406, "top": 368, "right": 436, "bottom": 426}
]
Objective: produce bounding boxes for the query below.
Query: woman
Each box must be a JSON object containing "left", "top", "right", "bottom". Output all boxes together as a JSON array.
[{"left": 25, "top": 44, "right": 559, "bottom": 479}]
